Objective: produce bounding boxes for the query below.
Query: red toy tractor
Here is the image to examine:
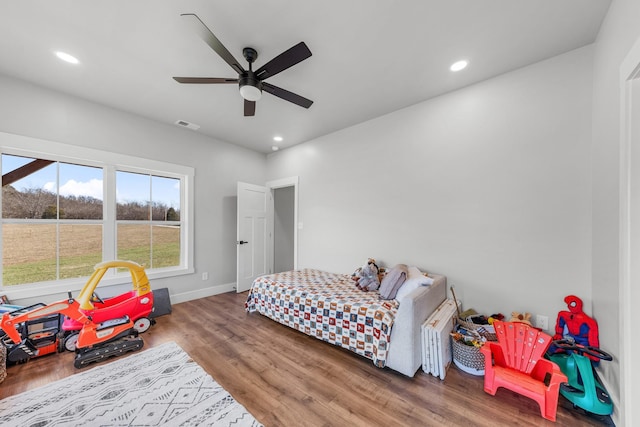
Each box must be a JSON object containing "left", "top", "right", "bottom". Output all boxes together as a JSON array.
[{"left": 0, "top": 303, "right": 64, "bottom": 364}]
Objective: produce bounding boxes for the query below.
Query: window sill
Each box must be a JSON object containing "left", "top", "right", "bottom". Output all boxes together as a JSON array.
[{"left": 1, "top": 267, "right": 195, "bottom": 303}]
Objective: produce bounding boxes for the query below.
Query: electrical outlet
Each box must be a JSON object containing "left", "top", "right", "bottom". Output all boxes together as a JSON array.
[
  {"left": 202, "top": 272, "right": 208, "bottom": 281},
  {"left": 536, "top": 314, "right": 549, "bottom": 331}
]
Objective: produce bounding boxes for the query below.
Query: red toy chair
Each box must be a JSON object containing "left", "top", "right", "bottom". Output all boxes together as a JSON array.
[{"left": 480, "top": 321, "right": 568, "bottom": 422}]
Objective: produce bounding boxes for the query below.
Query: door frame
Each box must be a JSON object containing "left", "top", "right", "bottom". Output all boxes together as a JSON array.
[
  {"left": 266, "top": 176, "right": 299, "bottom": 271},
  {"left": 618, "top": 35, "right": 640, "bottom": 427}
]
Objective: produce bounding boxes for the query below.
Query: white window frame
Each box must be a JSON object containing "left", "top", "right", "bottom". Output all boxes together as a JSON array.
[{"left": 0, "top": 131, "right": 195, "bottom": 300}]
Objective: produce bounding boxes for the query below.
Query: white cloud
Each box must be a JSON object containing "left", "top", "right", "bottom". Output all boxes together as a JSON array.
[{"left": 59, "top": 179, "right": 103, "bottom": 200}]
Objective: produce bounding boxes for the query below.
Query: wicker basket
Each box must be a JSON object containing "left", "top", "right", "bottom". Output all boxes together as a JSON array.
[
  {"left": 457, "top": 318, "right": 498, "bottom": 341},
  {"left": 451, "top": 337, "right": 485, "bottom": 375},
  {"left": 0, "top": 344, "right": 6, "bottom": 383}
]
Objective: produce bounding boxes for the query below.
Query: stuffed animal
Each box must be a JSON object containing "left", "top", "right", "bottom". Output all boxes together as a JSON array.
[
  {"left": 352, "top": 258, "right": 380, "bottom": 292},
  {"left": 487, "top": 313, "right": 505, "bottom": 325},
  {"left": 509, "top": 311, "right": 532, "bottom": 325}
]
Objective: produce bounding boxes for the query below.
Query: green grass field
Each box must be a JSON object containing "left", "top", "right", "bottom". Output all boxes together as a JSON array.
[{"left": 2, "top": 223, "right": 180, "bottom": 286}]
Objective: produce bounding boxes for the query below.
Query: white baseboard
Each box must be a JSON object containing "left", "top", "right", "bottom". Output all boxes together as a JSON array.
[
  {"left": 169, "top": 282, "right": 237, "bottom": 305},
  {"left": 598, "top": 374, "right": 620, "bottom": 426}
]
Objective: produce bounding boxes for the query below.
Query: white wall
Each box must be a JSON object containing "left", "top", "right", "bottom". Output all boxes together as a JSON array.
[
  {"left": 267, "top": 46, "right": 593, "bottom": 332},
  {"left": 591, "top": 0, "right": 640, "bottom": 424},
  {"left": 0, "top": 74, "right": 267, "bottom": 304}
]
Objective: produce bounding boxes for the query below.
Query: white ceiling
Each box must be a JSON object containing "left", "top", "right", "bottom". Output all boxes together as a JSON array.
[{"left": 0, "top": 1, "right": 611, "bottom": 154}]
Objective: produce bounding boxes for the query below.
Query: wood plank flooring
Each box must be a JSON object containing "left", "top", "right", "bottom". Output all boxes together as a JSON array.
[{"left": 0, "top": 291, "right": 613, "bottom": 426}]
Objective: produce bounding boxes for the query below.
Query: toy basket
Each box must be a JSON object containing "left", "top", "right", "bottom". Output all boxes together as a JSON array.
[
  {"left": 457, "top": 318, "right": 497, "bottom": 341},
  {"left": 451, "top": 337, "right": 485, "bottom": 375}
]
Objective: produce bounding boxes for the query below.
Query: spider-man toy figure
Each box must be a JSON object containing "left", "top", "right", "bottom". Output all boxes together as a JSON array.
[{"left": 550, "top": 295, "right": 601, "bottom": 363}]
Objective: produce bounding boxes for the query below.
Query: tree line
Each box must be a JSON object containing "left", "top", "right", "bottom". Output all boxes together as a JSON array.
[{"left": 2, "top": 185, "right": 179, "bottom": 221}]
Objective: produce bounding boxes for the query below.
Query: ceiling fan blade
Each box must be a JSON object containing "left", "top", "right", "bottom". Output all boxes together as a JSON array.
[
  {"left": 262, "top": 82, "right": 313, "bottom": 109},
  {"left": 255, "top": 42, "right": 312, "bottom": 81},
  {"left": 181, "top": 13, "right": 245, "bottom": 74},
  {"left": 173, "top": 77, "right": 238, "bottom": 84},
  {"left": 244, "top": 99, "right": 256, "bottom": 116}
]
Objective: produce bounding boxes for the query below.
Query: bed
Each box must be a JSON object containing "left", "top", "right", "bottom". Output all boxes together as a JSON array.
[{"left": 245, "top": 267, "right": 446, "bottom": 377}]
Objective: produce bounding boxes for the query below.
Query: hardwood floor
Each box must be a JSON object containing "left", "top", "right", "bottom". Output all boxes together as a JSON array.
[{"left": 1, "top": 292, "right": 613, "bottom": 426}]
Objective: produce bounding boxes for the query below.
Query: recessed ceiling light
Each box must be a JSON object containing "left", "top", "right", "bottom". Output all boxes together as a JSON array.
[
  {"left": 55, "top": 51, "right": 79, "bottom": 64},
  {"left": 273, "top": 136, "right": 283, "bottom": 142},
  {"left": 271, "top": 146, "right": 280, "bottom": 151},
  {"left": 450, "top": 60, "right": 468, "bottom": 72}
]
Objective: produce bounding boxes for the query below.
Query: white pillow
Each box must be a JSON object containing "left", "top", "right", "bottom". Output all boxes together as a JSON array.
[{"left": 395, "top": 266, "right": 434, "bottom": 301}]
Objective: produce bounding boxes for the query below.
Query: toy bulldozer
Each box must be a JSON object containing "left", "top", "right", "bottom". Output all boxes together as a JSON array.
[{"left": 0, "top": 260, "right": 154, "bottom": 368}]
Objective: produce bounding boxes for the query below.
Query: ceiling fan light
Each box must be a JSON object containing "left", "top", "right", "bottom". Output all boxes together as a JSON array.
[{"left": 240, "top": 84, "right": 262, "bottom": 101}]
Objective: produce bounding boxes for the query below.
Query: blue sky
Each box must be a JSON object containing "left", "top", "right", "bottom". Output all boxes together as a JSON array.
[{"left": 2, "top": 154, "right": 180, "bottom": 209}]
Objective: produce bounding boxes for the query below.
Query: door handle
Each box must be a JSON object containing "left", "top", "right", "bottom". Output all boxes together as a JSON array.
[{"left": 237, "top": 240, "right": 249, "bottom": 245}]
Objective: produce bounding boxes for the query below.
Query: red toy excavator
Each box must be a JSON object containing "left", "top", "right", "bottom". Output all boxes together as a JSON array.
[{"left": 0, "top": 260, "right": 152, "bottom": 368}]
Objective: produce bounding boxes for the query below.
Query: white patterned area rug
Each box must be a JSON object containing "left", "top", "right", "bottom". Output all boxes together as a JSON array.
[{"left": 0, "top": 341, "right": 262, "bottom": 427}]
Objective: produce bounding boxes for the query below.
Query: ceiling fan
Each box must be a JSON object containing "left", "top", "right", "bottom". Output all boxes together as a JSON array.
[{"left": 173, "top": 13, "right": 313, "bottom": 117}]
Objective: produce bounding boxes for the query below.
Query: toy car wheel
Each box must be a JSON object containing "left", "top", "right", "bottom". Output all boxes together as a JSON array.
[
  {"left": 133, "top": 317, "right": 152, "bottom": 333},
  {"left": 64, "top": 332, "right": 79, "bottom": 352}
]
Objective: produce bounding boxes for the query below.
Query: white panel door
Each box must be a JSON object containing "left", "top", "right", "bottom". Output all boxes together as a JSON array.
[{"left": 236, "top": 182, "right": 271, "bottom": 292}]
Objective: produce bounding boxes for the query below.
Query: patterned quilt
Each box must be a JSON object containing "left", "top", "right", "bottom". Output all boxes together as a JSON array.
[{"left": 245, "top": 269, "right": 399, "bottom": 368}]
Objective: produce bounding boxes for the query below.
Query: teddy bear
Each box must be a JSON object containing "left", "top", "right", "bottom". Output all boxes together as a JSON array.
[
  {"left": 509, "top": 311, "right": 532, "bottom": 325},
  {"left": 352, "top": 258, "right": 380, "bottom": 292}
]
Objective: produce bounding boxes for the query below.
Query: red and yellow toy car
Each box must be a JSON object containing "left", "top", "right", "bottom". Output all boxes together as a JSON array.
[{"left": 62, "top": 260, "right": 155, "bottom": 351}]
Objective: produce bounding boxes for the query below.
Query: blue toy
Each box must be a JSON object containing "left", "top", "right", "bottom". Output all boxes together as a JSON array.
[{"left": 548, "top": 339, "right": 613, "bottom": 416}]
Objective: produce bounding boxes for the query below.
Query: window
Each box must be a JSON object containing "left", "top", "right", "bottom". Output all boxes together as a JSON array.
[
  {"left": 2, "top": 155, "right": 104, "bottom": 285},
  {"left": 116, "top": 171, "right": 181, "bottom": 269},
  {"left": 0, "top": 134, "right": 193, "bottom": 294}
]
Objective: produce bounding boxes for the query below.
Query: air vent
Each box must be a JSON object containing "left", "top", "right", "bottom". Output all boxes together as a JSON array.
[{"left": 174, "top": 120, "right": 200, "bottom": 131}]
